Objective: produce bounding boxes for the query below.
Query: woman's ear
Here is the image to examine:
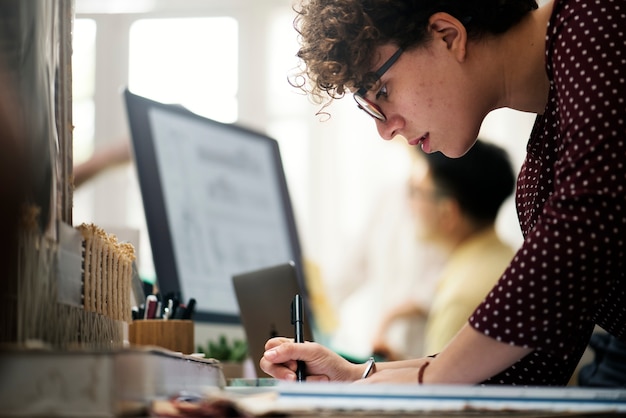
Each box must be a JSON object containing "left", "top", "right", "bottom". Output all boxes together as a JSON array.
[{"left": 428, "top": 12, "right": 468, "bottom": 62}]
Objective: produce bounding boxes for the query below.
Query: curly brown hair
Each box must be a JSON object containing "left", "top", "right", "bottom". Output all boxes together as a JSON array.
[{"left": 291, "top": 0, "right": 538, "bottom": 110}]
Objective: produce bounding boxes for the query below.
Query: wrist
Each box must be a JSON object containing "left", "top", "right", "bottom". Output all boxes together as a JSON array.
[
  {"left": 417, "top": 361, "right": 430, "bottom": 384},
  {"left": 417, "top": 354, "right": 437, "bottom": 384}
]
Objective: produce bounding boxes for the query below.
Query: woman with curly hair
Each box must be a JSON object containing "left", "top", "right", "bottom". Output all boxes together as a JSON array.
[{"left": 260, "top": 0, "right": 626, "bottom": 386}]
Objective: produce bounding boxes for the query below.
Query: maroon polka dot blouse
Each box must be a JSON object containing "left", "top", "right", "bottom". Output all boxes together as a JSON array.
[{"left": 469, "top": 0, "right": 626, "bottom": 386}]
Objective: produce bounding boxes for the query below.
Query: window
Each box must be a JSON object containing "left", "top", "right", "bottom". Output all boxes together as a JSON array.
[
  {"left": 128, "top": 17, "right": 238, "bottom": 123},
  {"left": 72, "top": 18, "right": 97, "bottom": 164},
  {"left": 72, "top": 18, "right": 97, "bottom": 225}
]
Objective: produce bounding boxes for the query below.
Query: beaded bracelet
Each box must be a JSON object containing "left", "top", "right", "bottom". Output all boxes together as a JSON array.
[{"left": 417, "top": 361, "right": 430, "bottom": 384}]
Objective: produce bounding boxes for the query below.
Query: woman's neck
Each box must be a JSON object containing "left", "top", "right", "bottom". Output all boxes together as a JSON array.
[{"left": 484, "top": 1, "right": 554, "bottom": 114}]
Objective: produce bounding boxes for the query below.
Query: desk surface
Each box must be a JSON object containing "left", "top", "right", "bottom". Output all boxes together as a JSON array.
[
  {"left": 149, "top": 382, "right": 626, "bottom": 417},
  {"left": 266, "top": 382, "right": 626, "bottom": 415}
]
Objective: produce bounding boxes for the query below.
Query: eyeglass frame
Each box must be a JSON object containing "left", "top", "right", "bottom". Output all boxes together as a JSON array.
[{"left": 353, "top": 47, "right": 404, "bottom": 122}]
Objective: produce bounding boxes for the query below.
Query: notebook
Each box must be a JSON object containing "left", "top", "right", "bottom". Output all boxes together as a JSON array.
[{"left": 232, "top": 262, "right": 314, "bottom": 378}]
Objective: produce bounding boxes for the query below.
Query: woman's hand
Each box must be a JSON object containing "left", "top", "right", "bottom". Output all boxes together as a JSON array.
[{"left": 260, "top": 337, "right": 360, "bottom": 382}]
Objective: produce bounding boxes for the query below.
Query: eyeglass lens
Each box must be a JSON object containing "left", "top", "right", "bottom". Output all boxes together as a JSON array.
[{"left": 353, "top": 47, "right": 404, "bottom": 122}]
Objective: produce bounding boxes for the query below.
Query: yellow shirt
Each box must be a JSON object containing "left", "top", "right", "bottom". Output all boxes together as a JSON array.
[{"left": 424, "top": 227, "right": 514, "bottom": 355}]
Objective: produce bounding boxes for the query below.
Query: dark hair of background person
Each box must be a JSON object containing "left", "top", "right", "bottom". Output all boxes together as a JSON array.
[
  {"left": 422, "top": 140, "right": 516, "bottom": 227},
  {"left": 292, "top": 0, "right": 539, "bottom": 101}
]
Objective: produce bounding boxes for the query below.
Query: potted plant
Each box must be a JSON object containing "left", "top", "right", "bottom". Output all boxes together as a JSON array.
[{"left": 197, "top": 335, "right": 248, "bottom": 379}]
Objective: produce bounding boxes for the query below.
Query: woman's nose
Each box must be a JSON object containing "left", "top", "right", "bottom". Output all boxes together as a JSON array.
[{"left": 375, "top": 113, "right": 403, "bottom": 141}]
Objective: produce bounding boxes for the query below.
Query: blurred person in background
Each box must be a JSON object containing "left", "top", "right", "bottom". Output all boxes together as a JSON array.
[
  {"left": 372, "top": 140, "right": 516, "bottom": 358},
  {"left": 73, "top": 138, "right": 131, "bottom": 188}
]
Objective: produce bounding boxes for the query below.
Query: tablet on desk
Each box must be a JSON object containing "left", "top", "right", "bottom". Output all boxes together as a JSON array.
[{"left": 232, "top": 262, "right": 314, "bottom": 378}]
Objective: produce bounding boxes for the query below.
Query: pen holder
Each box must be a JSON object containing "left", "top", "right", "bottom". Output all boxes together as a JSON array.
[{"left": 128, "top": 319, "right": 194, "bottom": 354}]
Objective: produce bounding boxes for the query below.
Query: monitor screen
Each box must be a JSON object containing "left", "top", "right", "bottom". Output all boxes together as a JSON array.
[{"left": 124, "top": 89, "right": 304, "bottom": 324}]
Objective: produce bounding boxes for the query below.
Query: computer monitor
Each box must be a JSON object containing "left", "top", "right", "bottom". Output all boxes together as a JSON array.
[{"left": 124, "top": 89, "right": 305, "bottom": 324}]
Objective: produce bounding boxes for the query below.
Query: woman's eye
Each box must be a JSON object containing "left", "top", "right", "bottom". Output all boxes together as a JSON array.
[{"left": 375, "top": 84, "right": 388, "bottom": 100}]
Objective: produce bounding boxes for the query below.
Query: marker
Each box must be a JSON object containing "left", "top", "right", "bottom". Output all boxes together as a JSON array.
[
  {"left": 182, "top": 298, "right": 196, "bottom": 319},
  {"left": 144, "top": 295, "right": 158, "bottom": 319},
  {"left": 291, "top": 294, "right": 306, "bottom": 382},
  {"left": 163, "top": 299, "right": 174, "bottom": 320}
]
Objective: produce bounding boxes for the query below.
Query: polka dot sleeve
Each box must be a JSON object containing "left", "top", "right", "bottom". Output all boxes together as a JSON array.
[{"left": 470, "top": 0, "right": 626, "bottom": 356}]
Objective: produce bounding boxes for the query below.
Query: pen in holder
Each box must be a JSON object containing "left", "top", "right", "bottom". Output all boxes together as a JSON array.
[{"left": 128, "top": 319, "right": 194, "bottom": 354}]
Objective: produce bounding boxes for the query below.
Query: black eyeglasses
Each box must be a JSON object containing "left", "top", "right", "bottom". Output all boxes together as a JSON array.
[{"left": 353, "top": 47, "right": 404, "bottom": 122}]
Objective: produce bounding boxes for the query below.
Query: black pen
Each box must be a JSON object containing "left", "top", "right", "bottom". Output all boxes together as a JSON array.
[{"left": 291, "top": 294, "right": 306, "bottom": 382}]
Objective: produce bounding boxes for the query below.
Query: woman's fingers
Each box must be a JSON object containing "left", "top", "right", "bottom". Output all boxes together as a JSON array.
[
  {"left": 264, "top": 336, "right": 293, "bottom": 350},
  {"left": 261, "top": 340, "right": 331, "bottom": 379},
  {"left": 259, "top": 355, "right": 298, "bottom": 380}
]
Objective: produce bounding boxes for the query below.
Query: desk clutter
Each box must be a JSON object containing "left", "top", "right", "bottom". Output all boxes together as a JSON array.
[
  {"left": 0, "top": 346, "right": 225, "bottom": 417},
  {"left": 4, "top": 215, "right": 202, "bottom": 353},
  {"left": 2, "top": 216, "right": 136, "bottom": 350},
  {"left": 129, "top": 292, "right": 198, "bottom": 354},
  {"left": 0, "top": 216, "right": 229, "bottom": 417},
  {"left": 3, "top": 216, "right": 626, "bottom": 417}
]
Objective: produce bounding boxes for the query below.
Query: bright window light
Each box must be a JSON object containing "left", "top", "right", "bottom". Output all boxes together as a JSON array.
[
  {"left": 72, "top": 18, "right": 97, "bottom": 164},
  {"left": 129, "top": 17, "right": 238, "bottom": 123}
]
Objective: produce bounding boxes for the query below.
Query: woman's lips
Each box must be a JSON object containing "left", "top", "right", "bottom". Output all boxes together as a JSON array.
[{"left": 409, "top": 133, "right": 430, "bottom": 152}]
